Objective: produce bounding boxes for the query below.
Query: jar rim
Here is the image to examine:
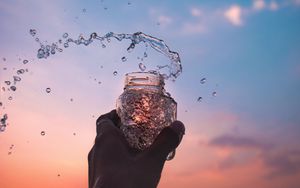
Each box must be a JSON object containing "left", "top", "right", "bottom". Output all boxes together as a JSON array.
[{"left": 124, "top": 71, "right": 165, "bottom": 88}]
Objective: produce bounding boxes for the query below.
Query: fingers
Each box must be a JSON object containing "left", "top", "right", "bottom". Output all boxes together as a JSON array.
[
  {"left": 145, "top": 121, "right": 185, "bottom": 160},
  {"left": 96, "top": 110, "right": 121, "bottom": 134}
]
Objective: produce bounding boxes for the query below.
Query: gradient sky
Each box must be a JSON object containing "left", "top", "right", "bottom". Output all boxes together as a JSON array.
[{"left": 1, "top": 0, "right": 300, "bottom": 187}]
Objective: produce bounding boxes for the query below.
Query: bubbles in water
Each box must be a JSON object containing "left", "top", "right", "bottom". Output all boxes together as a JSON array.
[
  {"left": 4, "top": 81, "right": 11, "bottom": 85},
  {"left": 212, "top": 91, "right": 217, "bottom": 97},
  {"left": 23, "top": 60, "right": 29, "bottom": 64},
  {"left": 29, "top": 29, "right": 37, "bottom": 37},
  {"left": 200, "top": 78, "right": 206, "bottom": 84},
  {"left": 197, "top": 97, "right": 202, "bottom": 102},
  {"left": 121, "top": 56, "right": 127, "bottom": 62},
  {"left": 41, "top": 131, "right": 45, "bottom": 136},
  {"left": 63, "top": 33, "right": 68, "bottom": 38},
  {"left": 8, "top": 96, "right": 12, "bottom": 100},
  {"left": 139, "top": 63, "right": 146, "bottom": 71},
  {"left": 10, "top": 86, "right": 16, "bottom": 91},
  {"left": 113, "top": 71, "right": 118, "bottom": 76},
  {"left": 46, "top": 88, "right": 51, "bottom": 93},
  {"left": 17, "top": 69, "right": 25, "bottom": 74}
]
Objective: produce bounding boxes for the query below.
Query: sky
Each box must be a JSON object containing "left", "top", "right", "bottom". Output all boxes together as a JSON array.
[{"left": 0, "top": 0, "right": 300, "bottom": 187}]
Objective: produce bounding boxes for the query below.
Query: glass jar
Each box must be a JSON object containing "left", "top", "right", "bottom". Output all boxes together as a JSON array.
[{"left": 116, "top": 71, "right": 177, "bottom": 160}]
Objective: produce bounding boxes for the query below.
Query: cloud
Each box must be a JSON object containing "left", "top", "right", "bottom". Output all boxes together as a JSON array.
[
  {"left": 269, "top": 1, "right": 279, "bottom": 10},
  {"left": 190, "top": 7, "right": 202, "bottom": 17},
  {"left": 157, "top": 15, "right": 172, "bottom": 26},
  {"left": 209, "top": 134, "right": 271, "bottom": 149},
  {"left": 292, "top": 0, "right": 300, "bottom": 5},
  {"left": 224, "top": 5, "right": 243, "bottom": 26},
  {"left": 253, "top": 0, "right": 266, "bottom": 10}
]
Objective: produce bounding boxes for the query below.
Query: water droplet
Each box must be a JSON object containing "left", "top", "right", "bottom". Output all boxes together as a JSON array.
[
  {"left": 104, "top": 7, "right": 108, "bottom": 10},
  {"left": 2, "top": 57, "right": 6, "bottom": 61},
  {"left": 70, "top": 98, "right": 73, "bottom": 102},
  {"left": 100, "top": 65, "right": 103, "bottom": 69},
  {"left": 10, "top": 86, "right": 16, "bottom": 91},
  {"left": 35, "top": 38, "right": 39, "bottom": 42},
  {"left": 139, "top": 63, "right": 146, "bottom": 71},
  {"left": 82, "top": 8, "right": 86, "bottom": 13},
  {"left": 64, "top": 43, "right": 69, "bottom": 48},
  {"left": 63, "top": 33, "right": 68, "bottom": 38},
  {"left": 73, "top": 133, "right": 76, "bottom": 136},
  {"left": 13, "top": 76, "right": 21, "bottom": 82},
  {"left": 3, "top": 67, "right": 7, "bottom": 70},
  {"left": 57, "top": 174, "right": 61, "bottom": 177},
  {"left": 46, "top": 88, "right": 51, "bottom": 93},
  {"left": 102, "top": 44, "right": 106, "bottom": 48},
  {"left": 8, "top": 151, "right": 12, "bottom": 155},
  {"left": 200, "top": 78, "right": 206, "bottom": 84},
  {"left": 197, "top": 97, "right": 202, "bottom": 102},
  {"left": 113, "top": 71, "right": 118, "bottom": 76},
  {"left": 0, "top": 102, "right": 2, "bottom": 106},
  {"left": 17, "top": 69, "right": 25, "bottom": 74},
  {"left": 29, "top": 29, "right": 37, "bottom": 37},
  {"left": 8, "top": 96, "right": 12, "bottom": 100},
  {"left": 4, "top": 81, "right": 11, "bottom": 85},
  {"left": 128, "top": 2, "right": 131, "bottom": 5},
  {"left": 41, "top": 131, "right": 45, "bottom": 136},
  {"left": 90, "top": 32, "right": 97, "bottom": 39},
  {"left": 98, "top": 81, "right": 101, "bottom": 84},
  {"left": 143, "top": 52, "right": 148, "bottom": 58},
  {"left": 212, "top": 91, "right": 217, "bottom": 97},
  {"left": 121, "top": 56, "right": 127, "bottom": 62},
  {"left": 1, "top": 87, "right": 5, "bottom": 91}
]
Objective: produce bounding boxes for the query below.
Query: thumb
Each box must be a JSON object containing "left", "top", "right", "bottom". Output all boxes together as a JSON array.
[{"left": 146, "top": 121, "right": 185, "bottom": 160}]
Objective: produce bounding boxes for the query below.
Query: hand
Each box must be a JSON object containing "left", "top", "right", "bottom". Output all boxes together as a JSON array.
[{"left": 88, "top": 110, "right": 185, "bottom": 188}]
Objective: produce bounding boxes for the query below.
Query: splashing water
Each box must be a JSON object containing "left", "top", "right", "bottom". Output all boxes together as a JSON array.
[
  {"left": 34, "top": 31, "right": 182, "bottom": 80},
  {"left": 0, "top": 114, "right": 8, "bottom": 132}
]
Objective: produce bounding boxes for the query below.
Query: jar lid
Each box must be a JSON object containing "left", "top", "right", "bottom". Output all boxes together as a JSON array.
[{"left": 124, "top": 71, "right": 165, "bottom": 88}]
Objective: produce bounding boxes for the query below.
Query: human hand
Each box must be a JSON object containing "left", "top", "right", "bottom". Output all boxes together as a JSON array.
[{"left": 88, "top": 110, "right": 185, "bottom": 188}]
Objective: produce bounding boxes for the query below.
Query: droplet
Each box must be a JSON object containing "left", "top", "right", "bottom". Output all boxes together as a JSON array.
[
  {"left": 139, "top": 63, "right": 146, "bottom": 71},
  {"left": 200, "top": 78, "right": 206, "bottom": 84},
  {"left": 0, "top": 102, "right": 2, "bottom": 106},
  {"left": 73, "top": 133, "right": 76, "bottom": 136},
  {"left": 104, "top": 7, "right": 108, "bottom": 10},
  {"left": 17, "top": 69, "right": 25, "bottom": 74},
  {"left": 8, "top": 151, "right": 12, "bottom": 155},
  {"left": 41, "top": 131, "right": 45, "bottom": 136},
  {"left": 90, "top": 32, "right": 97, "bottom": 39},
  {"left": 113, "top": 71, "right": 118, "bottom": 76},
  {"left": 10, "top": 86, "right": 16, "bottom": 91},
  {"left": 13, "top": 76, "right": 21, "bottom": 82},
  {"left": 98, "top": 81, "right": 101, "bottom": 84},
  {"left": 29, "top": 29, "right": 37, "bottom": 37},
  {"left": 8, "top": 96, "right": 12, "bottom": 100},
  {"left": 197, "top": 97, "right": 202, "bottom": 102},
  {"left": 63, "top": 33, "right": 68, "bottom": 38},
  {"left": 82, "top": 8, "right": 86, "bottom": 13},
  {"left": 3, "top": 67, "right": 7, "bottom": 70},
  {"left": 35, "top": 38, "right": 39, "bottom": 42},
  {"left": 58, "top": 39, "right": 62, "bottom": 44},
  {"left": 102, "top": 44, "right": 106, "bottom": 48},
  {"left": 2, "top": 57, "right": 6, "bottom": 61},
  {"left": 143, "top": 52, "right": 148, "bottom": 58},
  {"left": 46, "top": 88, "right": 51, "bottom": 93},
  {"left": 70, "top": 98, "right": 73, "bottom": 102},
  {"left": 64, "top": 43, "right": 69, "bottom": 48},
  {"left": 4, "top": 81, "right": 11, "bottom": 85},
  {"left": 57, "top": 174, "right": 61, "bottom": 177},
  {"left": 121, "top": 56, "right": 127, "bottom": 62},
  {"left": 212, "top": 91, "right": 217, "bottom": 97},
  {"left": 128, "top": 2, "right": 131, "bottom": 5}
]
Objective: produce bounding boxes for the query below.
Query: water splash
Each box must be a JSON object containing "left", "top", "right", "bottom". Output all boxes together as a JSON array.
[
  {"left": 0, "top": 114, "right": 8, "bottom": 132},
  {"left": 34, "top": 31, "right": 182, "bottom": 80}
]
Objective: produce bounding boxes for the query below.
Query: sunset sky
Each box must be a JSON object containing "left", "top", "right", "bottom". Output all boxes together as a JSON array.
[{"left": 1, "top": 0, "right": 300, "bottom": 187}]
